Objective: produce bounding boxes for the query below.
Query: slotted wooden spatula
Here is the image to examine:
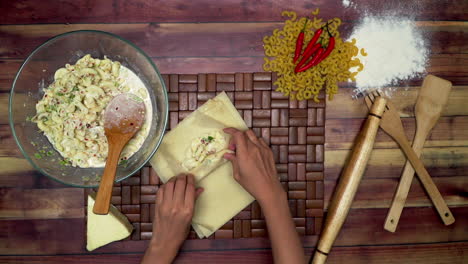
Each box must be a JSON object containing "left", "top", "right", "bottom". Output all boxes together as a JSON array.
[
  {"left": 384, "top": 75, "right": 453, "bottom": 232},
  {"left": 365, "top": 92, "right": 455, "bottom": 226}
]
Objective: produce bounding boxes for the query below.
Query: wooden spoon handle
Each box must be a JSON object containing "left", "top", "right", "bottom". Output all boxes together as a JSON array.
[
  {"left": 394, "top": 136, "right": 455, "bottom": 226},
  {"left": 384, "top": 128, "right": 428, "bottom": 232},
  {"left": 93, "top": 141, "right": 124, "bottom": 215},
  {"left": 312, "top": 97, "right": 386, "bottom": 264}
]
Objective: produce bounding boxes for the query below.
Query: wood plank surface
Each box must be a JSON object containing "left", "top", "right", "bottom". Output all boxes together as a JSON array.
[
  {"left": 1, "top": 55, "right": 467, "bottom": 93},
  {"left": 1, "top": 241, "right": 467, "bottom": 264},
  {"left": 2, "top": 207, "right": 466, "bottom": 255},
  {"left": 1, "top": 22, "right": 467, "bottom": 59},
  {"left": 0, "top": 157, "right": 67, "bottom": 189},
  {"left": 327, "top": 85, "right": 468, "bottom": 119},
  {"left": 1, "top": 0, "right": 467, "bottom": 24},
  {"left": 326, "top": 116, "right": 468, "bottom": 150},
  {"left": 325, "top": 146, "right": 468, "bottom": 180},
  {"left": 0, "top": 218, "right": 85, "bottom": 255},
  {"left": 333, "top": 207, "right": 468, "bottom": 246},
  {"left": 3, "top": 85, "right": 468, "bottom": 124},
  {"left": 324, "top": 176, "right": 468, "bottom": 209},
  {"left": 0, "top": 188, "right": 84, "bottom": 219}
]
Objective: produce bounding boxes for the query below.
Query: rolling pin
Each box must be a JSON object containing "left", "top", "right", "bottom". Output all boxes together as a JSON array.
[{"left": 311, "top": 97, "right": 387, "bottom": 264}]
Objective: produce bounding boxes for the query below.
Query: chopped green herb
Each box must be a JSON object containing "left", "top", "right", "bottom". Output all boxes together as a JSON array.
[
  {"left": 45, "top": 105, "right": 58, "bottom": 112},
  {"left": 67, "top": 94, "right": 75, "bottom": 103},
  {"left": 26, "top": 116, "right": 33, "bottom": 121},
  {"left": 34, "top": 153, "right": 42, "bottom": 159},
  {"left": 72, "top": 86, "right": 78, "bottom": 92},
  {"left": 46, "top": 151, "right": 53, "bottom": 156},
  {"left": 207, "top": 136, "right": 214, "bottom": 141},
  {"left": 56, "top": 92, "right": 64, "bottom": 96},
  {"left": 39, "top": 150, "right": 46, "bottom": 154},
  {"left": 59, "top": 159, "right": 70, "bottom": 166},
  {"left": 119, "top": 159, "right": 128, "bottom": 167}
]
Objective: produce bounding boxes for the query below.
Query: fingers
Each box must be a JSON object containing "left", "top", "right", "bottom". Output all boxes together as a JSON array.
[
  {"left": 163, "top": 176, "right": 177, "bottom": 201},
  {"left": 156, "top": 185, "right": 164, "bottom": 204},
  {"left": 258, "top": 137, "right": 267, "bottom": 147},
  {"left": 228, "top": 143, "right": 236, "bottom": 151},
  {"left": 224, "top": 152, "right": 241, "bottom": 181},
  {"left": 246, "top": 130, "right": 260, "bottom": 146},
  {"left": 173, "top": 174, "right": 187, "bottom": 205},
  {"left": 195, "top": 187, "right": 204, "bottom": 199},
  {"left": 259, "top": 138, "right": 274, "bottom": 161},
  {"left": 224, "top": 128, "right": 247, "bottom": 154},
  {"left": 184, "top": 174, "right": 196, "bottom": 207},
  {"left": 223, "top": 127, "right": 240, "bottom": 135}
]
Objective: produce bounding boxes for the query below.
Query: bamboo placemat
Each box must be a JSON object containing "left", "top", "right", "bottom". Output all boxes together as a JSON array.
[{"left": 87, "top": 72, "right": 325, "bottom": 240}]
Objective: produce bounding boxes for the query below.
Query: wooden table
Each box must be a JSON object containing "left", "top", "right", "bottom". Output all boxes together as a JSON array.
[{"left": 1, "top": 1, "right": 467, "bottom": 263}]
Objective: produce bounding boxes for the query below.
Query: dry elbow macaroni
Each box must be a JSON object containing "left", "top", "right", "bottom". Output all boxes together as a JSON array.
[
  {"left": 263, "top": 10, "right": 365, "bottom": 101},
  {"left": 32, "top": 54, "right": 150, "bottom": 168}
]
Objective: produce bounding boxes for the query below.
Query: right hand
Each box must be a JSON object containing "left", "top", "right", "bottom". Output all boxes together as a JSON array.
[
  {"left": 150, "top": 174, "right": 203, "bottom": 260},
  {"left": 223, "top": 128, "right": 285, "bottom": 205}
]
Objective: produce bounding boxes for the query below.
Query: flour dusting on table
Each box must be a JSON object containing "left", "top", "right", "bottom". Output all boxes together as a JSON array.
[{"left": 348, "top": 15, "right": 428, "bottom": 95}]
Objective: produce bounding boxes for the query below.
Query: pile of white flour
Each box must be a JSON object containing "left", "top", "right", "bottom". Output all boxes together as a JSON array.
[{"left": 348, "top": 15, "right": 428, "bottom": 95}]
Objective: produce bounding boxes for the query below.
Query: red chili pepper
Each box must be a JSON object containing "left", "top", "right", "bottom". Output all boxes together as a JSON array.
[
  {"left": 295, "top": 43, "right": 320, "bottom": 72},
  {"left": 313, "top": 37, "right": 335, "bottom": 66},
  {"left": 293, "top": 21, "right": 308, "bottom": 63},
  {"left": 300, "top": 28, "right": 323, "bottom": 60},
  {"left": 297, "top": 48, "right": 324, "bottom": 72}
]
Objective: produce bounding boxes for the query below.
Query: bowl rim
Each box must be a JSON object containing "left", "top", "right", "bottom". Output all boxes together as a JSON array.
[{"left": 9, "top": 29, "right": 168, "bottom": 188}]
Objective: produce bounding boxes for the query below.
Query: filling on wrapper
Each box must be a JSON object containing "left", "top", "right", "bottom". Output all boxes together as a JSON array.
[{"left": 183, "top": 130, "right": 228, "bottom": 171}]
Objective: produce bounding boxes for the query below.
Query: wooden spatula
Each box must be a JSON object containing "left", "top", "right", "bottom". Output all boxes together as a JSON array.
[
  {"left": 384, "top": 75, "right": 453, "bottom": 232},
  {"left": 364, "top": 92, "right": 455, "bottom": 226},
  {"left": 93, "top": 93, "right": 146, "bottom": 215}
]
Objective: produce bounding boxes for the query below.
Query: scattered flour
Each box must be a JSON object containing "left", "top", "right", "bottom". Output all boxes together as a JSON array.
[
  {"left": 349, "top": 15, "right": 428, "bottom": 95},
  {"left": 342, "top": 0, "right": 351, "bottom": 8},
  {"left": 342, "top": 0, "right": 357, "bottom": 9}
]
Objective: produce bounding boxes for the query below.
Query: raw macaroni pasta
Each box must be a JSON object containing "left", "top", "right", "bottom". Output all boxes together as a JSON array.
[{"left": 263, "top": 10, "right": 365, "bottom": 101}]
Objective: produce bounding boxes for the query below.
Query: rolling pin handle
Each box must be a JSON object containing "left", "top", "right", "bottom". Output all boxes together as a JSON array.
[{"left": 311, "top": 250, "right": 328, "bottom": 264}]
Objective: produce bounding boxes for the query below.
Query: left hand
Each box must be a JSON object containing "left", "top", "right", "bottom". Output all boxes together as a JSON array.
[{"left": 143, "top": 174, "right": 203, "bottom": 264}]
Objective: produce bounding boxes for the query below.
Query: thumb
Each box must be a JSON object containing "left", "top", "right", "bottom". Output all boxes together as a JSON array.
[{"left": 224, "top": 152, "right": 241, "bottom": 182}]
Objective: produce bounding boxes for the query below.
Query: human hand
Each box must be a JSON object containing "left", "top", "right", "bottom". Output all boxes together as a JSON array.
[
  {"left": 223, "top": 128, "right": 285, "bottom": 206},
  {"left": 145, "top": 174, "right": 203, "bottom": 264}
]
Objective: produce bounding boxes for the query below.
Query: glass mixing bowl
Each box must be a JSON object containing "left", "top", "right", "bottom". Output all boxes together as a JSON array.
[{"left": 9, "top": 30, "right": 168, "bottom": 187}]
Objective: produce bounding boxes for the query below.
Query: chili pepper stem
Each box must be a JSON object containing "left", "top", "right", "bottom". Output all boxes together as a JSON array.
[
  {"left": 301, "top": 19, "right": 308, "bottom": 32},
  {"left": 326, "top": 22, "right": 333, "bottom": 37}
]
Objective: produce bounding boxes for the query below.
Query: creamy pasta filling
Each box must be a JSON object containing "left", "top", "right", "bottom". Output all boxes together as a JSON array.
[
  {"left": 182, "top": 131, "right": 227, "bottom": 171},
  {"left": 32, "top": 54, "right": 152, "bottom": 168}
]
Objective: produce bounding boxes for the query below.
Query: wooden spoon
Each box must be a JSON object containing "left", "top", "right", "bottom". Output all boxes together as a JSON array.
[
  {"left": 384, "top": 75, "right": 452, "bottom": 232},
  {"left": 93, "top": 93, "right": 146, "bottom": 215}
]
